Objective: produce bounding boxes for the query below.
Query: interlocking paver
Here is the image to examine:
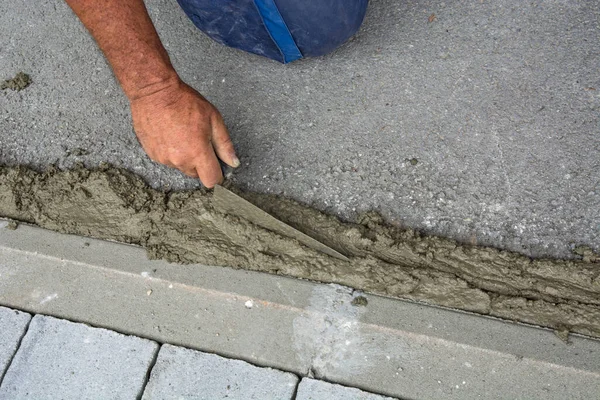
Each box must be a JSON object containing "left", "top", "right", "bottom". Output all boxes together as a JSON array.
[
  {"left": 142, "top": 344, "right": 298, "bottom": 400},
  {"left": 0, "top": 315, "right": 158, "bottom": 400},
  {"left": 0, "top": 307, "right": 30, "bottom": 380},
  {"left": 296, "top": 378, "right": 396, "bottom": 400}
]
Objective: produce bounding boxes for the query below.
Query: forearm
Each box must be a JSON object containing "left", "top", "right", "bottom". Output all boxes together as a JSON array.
[
  {"left": 65, "top": 0, "right": 178, "bottom": 100},
  {"left": 65, "top": 0, "right": 238, "bottom": 187}
]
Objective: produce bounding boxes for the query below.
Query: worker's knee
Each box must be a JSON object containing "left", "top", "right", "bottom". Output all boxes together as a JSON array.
[
  {"left": 177, "top": 0, "right": 368, "bottom": 63},
  {"left": 277, "top": 0, "right": 369, "bottom": 58}
]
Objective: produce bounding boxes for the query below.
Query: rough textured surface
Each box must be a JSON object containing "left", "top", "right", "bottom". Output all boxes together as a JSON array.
[
  {"left": 1, "top": 165, "right": 598, "bottom": 338},
  {"left": 296, "top": 378, "right": 396, "bottom": 400},
  {"left": 1, "top": 0, "right": 599, "bottom": 262},
  {"left": 0, "top": 315, "right": 158, "bottom": 400},
  {"left": 142, "top": 344, "right": 298, "bottom": 400},
  {"left": 0, "top": 307, "right": 30, "bottom": 380}
]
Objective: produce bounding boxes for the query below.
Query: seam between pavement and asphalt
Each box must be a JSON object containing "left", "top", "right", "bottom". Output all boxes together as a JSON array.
[{"left": 0, "top": 218, "right": 599, "bottom": 399}]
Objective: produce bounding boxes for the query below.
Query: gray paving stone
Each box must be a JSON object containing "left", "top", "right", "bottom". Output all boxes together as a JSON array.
[
  {"left": 0, "top": 307, "right": 30, "bottom": 380},
  {"left": 0, "top": 315, "right": 158, "bottom": 400},
  {"left": 296, "top": 378, "right": 396, "bottom": 400},
  {"left": 2, "top": 225, "right": 600, "bottom": 399},
  {"left": 142, "top": 344, "right": 298, "bottom": 400}
]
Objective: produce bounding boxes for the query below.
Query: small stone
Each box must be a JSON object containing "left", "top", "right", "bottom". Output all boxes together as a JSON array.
[
  {"left": 1, "top": 72, "right": 32, "bottom": 91},
  {"left": 351, "top": 295, "right": 368, "bottom": 307},
  {"left": 71, "top": 148, "right": 90, "bottom": 156},
  {"left": 6, "top": 221, "right": 19, "bottom": 230},
  {"left": 554, "top": 328, "right": 570, "bottom": 343},
  {"left": 572, "top": 245, "right": 599, "bottom": 263}
]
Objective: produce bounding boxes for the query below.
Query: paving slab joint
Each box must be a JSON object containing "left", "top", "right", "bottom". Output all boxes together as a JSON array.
[
  {"left": 0, "top": 314, "right": 31, "bottom": 387},
  {"left": 137, "top": 343, "right": 161, "bottom": 400},
  {"left": 289, "top": 379, "right": 300, "bottom": 400},
  {"left": 4, "top": 305, "right": 306, "bottom": 383}
]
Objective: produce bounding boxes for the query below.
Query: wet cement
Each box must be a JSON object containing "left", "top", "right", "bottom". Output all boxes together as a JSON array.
[
  {"left": 1, "top": 165, "right": 599, "bottom": 338},
  {"left": 1, "top": 72, "right": 31, "bottom": 91}
]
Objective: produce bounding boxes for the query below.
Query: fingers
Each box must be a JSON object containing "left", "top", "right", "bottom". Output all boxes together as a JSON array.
[
  {"left": 180, "top": 167, "right": 199, "bottom": 179},
  {"left": 211, "top": 113, "right": 240, "bottom": 168},
  {"left": 193, "top": 140, "right": 223, "bottom": 188},
  {"left": 133, "top": 84, "right": 237, "bottom": 188}
]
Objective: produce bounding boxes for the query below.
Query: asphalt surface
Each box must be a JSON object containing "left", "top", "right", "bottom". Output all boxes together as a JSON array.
[{"left": 1, "top": 0, "right": 599, "bottom": 259}]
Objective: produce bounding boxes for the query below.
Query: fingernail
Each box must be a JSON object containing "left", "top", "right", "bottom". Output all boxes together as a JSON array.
[{"left": 232, "top": 156, "right": 240, "bottom": 168}]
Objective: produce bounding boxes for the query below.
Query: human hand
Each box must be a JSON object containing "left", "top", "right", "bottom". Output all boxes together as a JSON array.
[{"left": 130, "top": 78, "right": 239, "bottom": 188}]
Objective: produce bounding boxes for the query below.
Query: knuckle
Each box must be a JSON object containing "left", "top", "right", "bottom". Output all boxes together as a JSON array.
[{"left": 216, "top": 135, "right": 233, "bottom": 146}]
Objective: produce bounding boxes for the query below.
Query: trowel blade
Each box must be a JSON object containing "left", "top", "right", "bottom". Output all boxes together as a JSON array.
[{"left": 213, "top": 185, "right": 350, "bottom": 261}]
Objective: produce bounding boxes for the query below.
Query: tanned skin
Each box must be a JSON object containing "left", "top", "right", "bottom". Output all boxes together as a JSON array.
[{"left": 65, "top": 0, "right": 240, "bottom": 188}]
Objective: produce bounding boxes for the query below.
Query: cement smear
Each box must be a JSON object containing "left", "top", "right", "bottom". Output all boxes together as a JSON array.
[
  {"left": 1, "top": 165, "right": 599, "bottom": 338},
  {"left": 1, "top": 72, "right": 31, "bottom": 91}
]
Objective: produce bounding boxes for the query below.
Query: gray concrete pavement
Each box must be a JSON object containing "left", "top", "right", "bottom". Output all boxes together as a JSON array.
[
  {"left": 0, "top": 307, "right": 30, "bottom": 380},
  {"left": 0, "top": 315, "right": 158, "bottom": 400},
  {"left": 142, "top": 344, "right": 298, "bottom": 400},
  {"left": 1, "top": 222, "right": 599, "bottom": 399},
  {"left": 0, "top": 308, "right": 395, "bottom": 400},
  {"left": 1, "top": 0, "right": 598, "bottom": 260},
  {"left": 296, "top": 379, "right": 395, "bottom": 400}
]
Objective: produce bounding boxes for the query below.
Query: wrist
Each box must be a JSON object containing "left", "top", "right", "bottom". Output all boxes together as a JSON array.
[{"left": 124, "top": 68, "right": 181, "bottom": 102}]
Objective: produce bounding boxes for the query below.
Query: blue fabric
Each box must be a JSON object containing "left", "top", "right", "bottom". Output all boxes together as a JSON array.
[
  {"left": 274, "top": 0, "right": 369, "bottom": 58},
  {"left": 253, "top": 0, "right": 302, "bottom": 63},
  {"left": 176, "top": 0, "right": 284, "bottom": 62},
  {"left": 176, "top": 0, "right": 369, "bottom": 63}
]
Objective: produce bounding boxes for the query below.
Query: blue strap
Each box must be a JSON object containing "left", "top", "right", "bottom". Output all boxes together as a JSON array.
[{"left": 253, "top": 0, "right": 303, "bottom": 63}]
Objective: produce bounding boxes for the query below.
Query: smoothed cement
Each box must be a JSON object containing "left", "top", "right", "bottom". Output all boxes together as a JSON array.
[{"left": 1, "top": 165, "right": 599, "bottom": 338}]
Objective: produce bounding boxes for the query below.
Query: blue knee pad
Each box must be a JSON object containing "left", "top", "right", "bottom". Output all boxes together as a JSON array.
[{"left": 176, "top": 0, "right": 369, "bottom": 63}]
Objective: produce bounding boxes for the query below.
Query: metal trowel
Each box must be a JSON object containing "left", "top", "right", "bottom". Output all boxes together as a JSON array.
[{"left": 213, "top": 184, "right": 349, "bottom": 261}]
